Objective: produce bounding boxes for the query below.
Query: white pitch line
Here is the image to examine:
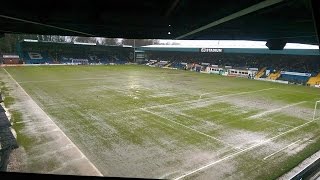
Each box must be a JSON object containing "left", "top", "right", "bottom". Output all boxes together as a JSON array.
[
  {"left": 145, "top": 88, "right": 275, "bottom": 110},
  {"left": 199, "top": 93, "right": 211, "bottom": 99},
  {"left": 249, "top": 101, "right": 306, "bottom": 119},
  {"left": 173, "top": 116, "right": 319, "bottom": 180},
  {"left": 17, "top": 77, "right": 111, "bottom": 83},
  {"left": 262, "top": 119, "right": 294, "bottom": 128},
  {"left": 275, "top": 88, "right": 320, "bottom": 96},
  {"left": 198, "top": 88, "right": 276, "bottom": 101},
  {"left": 2, "top": 68, "right": 103, "bottom": 176},
  {"left": 142, "top": 109, "right": 243, "bottom": 151},
  {"left": 102, "top": 88, "right": 275, "bottom": 116},
  {"left": 263, "top": 139, "right": 301, "bottom": 160}
]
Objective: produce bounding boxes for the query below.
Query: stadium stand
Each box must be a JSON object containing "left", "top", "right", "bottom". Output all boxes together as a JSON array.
[
  {"left": 14, "top": 40, "right": 320, "bottom": 87},
  {"left": 154, "top": 61, "right": 169, "bottom": 67},
  {"left": 144, "top": 51, "right": 319, "bottom": 72},
  {"left": 267, "top": 71, "right": 281, "bottom": 80},
  {"left": 18, "top": 40, "right": 132, "bottom": 65},
  {"left": 21, "top": 52, "right": 53, "bottom": 64},
  {"left": 278, "top": 72, "right": 312, "bottom": 85},
  {"left": 167, "top": 61, "right": 185, "bottom": 69},
  {"left": 255, "top": 67, "right": 267, "bottom": 79},
  {"left": 144, "top": 49, "right": 320, "bottom": 86},
  {"left": 164, "top": 62, "right": 172, "bottom": 68},
  {"left": 307, "top": 73, "right": 320, "bottom": 86}
]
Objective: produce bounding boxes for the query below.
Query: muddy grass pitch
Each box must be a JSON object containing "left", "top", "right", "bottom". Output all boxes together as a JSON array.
[{"left": 3, "top": 65, "right": 320, "bottom": 179}]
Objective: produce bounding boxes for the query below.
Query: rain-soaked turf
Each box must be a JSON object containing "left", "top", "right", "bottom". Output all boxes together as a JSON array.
[{"left": 3, "top": 65, "right": 320, "bottom": 179}]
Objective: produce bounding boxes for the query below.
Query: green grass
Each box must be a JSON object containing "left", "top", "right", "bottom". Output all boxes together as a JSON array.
[
  {"left": 11, "top": 111, "right": 35, "bottom": 151},
  {"left": 0, "top": 79, "right": 72, "bottom": 173},
  {"left": 2, "top": 65, "right": 320, "bottom": 179},
  {"left": 0, "top": 80, "right": 35, "bottom": 151},
  {"left": 0, "top": 82, "right": 14, "bottom": 107}
]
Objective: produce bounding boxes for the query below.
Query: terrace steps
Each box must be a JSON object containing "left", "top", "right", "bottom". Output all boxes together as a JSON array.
[
  {"left": 267, "top": 71, "right": 281, "bottom": 80},
  {"left": 307, "top": 73, "right": 320, "bottom": 86},
  {"left": 255, "top": 67, "right": 267, "bottom": 79}
]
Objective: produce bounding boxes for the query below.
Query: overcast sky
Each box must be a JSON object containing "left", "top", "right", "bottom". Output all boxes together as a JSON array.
[{"left": 155, "top": 40, "right": 319, "bottom": 49}]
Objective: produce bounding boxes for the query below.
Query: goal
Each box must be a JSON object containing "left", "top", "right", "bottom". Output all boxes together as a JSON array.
[{"left": 313, "top": 100, "right": 320, "bottom": 120}]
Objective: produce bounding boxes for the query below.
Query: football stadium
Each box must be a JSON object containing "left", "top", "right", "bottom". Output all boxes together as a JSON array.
[{"left": 0, "top": 0, "right": 320, "bottom": 180}]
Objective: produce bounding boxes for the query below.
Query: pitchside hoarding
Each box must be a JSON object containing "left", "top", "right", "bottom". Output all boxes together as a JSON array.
[
  {"left": 249, "top": 68, "right": 259, "bottom": 71},
  {"left": 3, "top": 55, "right": 19, "bottom": 58},
  {"left": 201, "top": 62, "right": 210, "bottom": 66},
  {"left": 280, "top": 71, "right": 312, "bottom": 77}
]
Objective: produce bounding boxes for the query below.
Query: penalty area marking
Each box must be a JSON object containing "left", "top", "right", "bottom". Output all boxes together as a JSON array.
[
  {"left": 2, "top": 68, "right": 103, "bottom": 176},
  {"left": 145, "top": 87, "right": 276, "bottom": 111},
  {"left": 101, "top": 87, "right": 276, "bottom": 116},
  {"left": 173, "top": 116, "right": 319, "bottom": 180},
  {"left": 263, "top": 139, "right": 301, "bottom": 160},
  {"left": 248, "top": 101, "right": 306, "bottom": 119},
  {"left": 142, "top": 108, "right": 243, "bottom": 151}
]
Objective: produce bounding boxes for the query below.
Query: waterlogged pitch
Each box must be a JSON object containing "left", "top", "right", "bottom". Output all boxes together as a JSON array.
[{"left": 2, "top": 65, "right": 320, "bottom": 179}]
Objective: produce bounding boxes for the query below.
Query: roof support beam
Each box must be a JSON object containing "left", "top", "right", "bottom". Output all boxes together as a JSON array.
[
  {"left": 310, "top": 0, "right": 320, "bottom": 49},
  {"left": 0, "top": 15, "right": 95, "bottom": 36},
  {"left": 165, "top": 0, "right": 180, "bottom": 17},
  {"left": 175, "top": 0, "right": 285, "bottom": 40}
]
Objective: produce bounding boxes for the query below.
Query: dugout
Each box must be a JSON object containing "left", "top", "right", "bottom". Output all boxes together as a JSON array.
[{"left": 1, "top": 55, "right": 22, "bottom": 64}]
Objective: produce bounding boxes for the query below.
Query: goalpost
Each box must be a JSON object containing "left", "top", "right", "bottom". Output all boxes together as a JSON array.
[{"left": 313, "top": 100, "right": 320, "bottom": 120}]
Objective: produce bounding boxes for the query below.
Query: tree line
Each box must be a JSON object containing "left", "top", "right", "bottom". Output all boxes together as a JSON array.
[{"left": 0, "top": 34, "right": 180, "bottom": 53}]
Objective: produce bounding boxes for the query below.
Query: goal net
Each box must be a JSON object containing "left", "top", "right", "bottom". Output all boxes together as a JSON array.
[{"left": 313, "top": 100, "right": 320, "bottom": 120}]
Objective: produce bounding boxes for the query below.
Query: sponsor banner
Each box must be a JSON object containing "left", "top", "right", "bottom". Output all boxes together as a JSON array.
[
  {"left": 73, "top": 42, "right": 96, "bottom": 46},
  {"left": 71, "top": 58, "right": 88, "bottom": 61},
  {"left": 211, "top": 65, "right": 219, "bottom": 67},
  {"left": 249, "top": 68, "right": 258, "bottom": 71},
  {"left": 225, "top": 66, "right": 232, "bottom": 69},
  {"left": 181, "top": 63, "right": 187, "bottom": 65},
  {"left": 28, "top": 52, "right": 43, "bottom": 60},
  {"left": 0, "top": 64, "right": 22, "bottom": 67},
  {"left": 24, "top": 39, "right": 38, "bottom": 42},
  {"left": 280, "top": 71, "right": 311, "bottom": 77},
  {"left": 256, "top": 78, "right": 289, "bottom": 84},
  {"left": 200, "top": 48, "right": 223, "bottom": 53},
  {"left": 136, "top": 54, "right": 144, "bottom": 58},
  {"left": 201, "top": 62, "right": 210, "bottom": 66},
  {"left": 3, "top": 55, "right": 19, "bottom": 58}
]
